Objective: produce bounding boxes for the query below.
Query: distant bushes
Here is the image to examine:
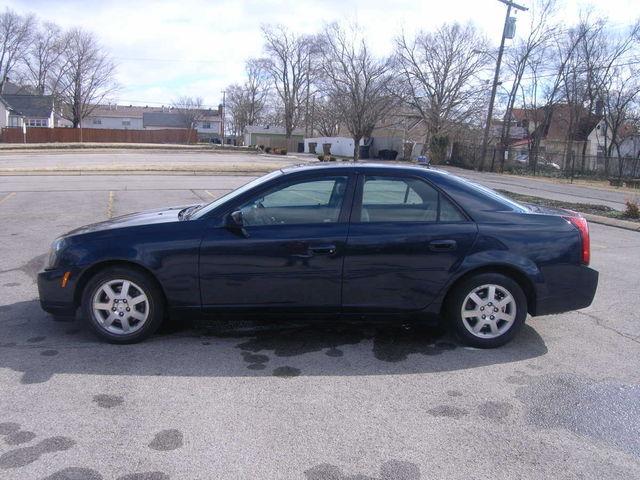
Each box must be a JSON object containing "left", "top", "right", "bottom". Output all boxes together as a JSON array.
[{"left": 624, "top": 199, "right": 640, "bottom": 219}]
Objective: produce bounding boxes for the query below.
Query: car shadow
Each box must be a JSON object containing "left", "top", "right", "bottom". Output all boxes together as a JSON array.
[{"left": 0, "top": 300, "right": 547, "bottom": 384}]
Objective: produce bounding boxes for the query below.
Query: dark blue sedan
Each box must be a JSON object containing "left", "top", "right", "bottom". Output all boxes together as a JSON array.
[{"left": 38, "top": 164, "right": 598, "bottom": 347}]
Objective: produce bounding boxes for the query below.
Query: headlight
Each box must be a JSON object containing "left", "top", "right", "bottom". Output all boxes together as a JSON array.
[{"left": 46, "top": 238, "right": 65, "bottom": 269}]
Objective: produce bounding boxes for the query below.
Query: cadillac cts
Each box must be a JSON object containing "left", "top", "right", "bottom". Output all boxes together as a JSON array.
[{"left": 38, "top": 164, "right": 598, "bottom": 348}]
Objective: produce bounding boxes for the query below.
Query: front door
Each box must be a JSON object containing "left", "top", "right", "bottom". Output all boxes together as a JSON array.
[
  {"left": 342, "top": 173, "right": 478, "bottom": 312},
  {"left": 199, "top": 173, "right": 354, "bottom": 313}
]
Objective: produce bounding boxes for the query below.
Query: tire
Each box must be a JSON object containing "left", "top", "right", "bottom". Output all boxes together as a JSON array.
[
  {"left": 81, "top": 266, "right": 164, "bottom": 344},
  {"left": 446, "top": 273, "right": 527, "bottom": 348}
]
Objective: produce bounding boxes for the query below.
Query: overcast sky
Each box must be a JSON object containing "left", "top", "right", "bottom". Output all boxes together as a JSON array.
[{"left": 6, "top": 0, "right": 636, "bottom": 108}]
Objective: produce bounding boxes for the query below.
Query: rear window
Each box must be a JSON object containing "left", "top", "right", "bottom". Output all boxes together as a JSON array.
[{"left": 435, "top": 172, "right": 529, "bottom": 213}]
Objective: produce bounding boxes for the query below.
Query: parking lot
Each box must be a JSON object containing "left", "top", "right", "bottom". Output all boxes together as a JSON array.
[{"left": 1, "top": 173, "right": 639, "bottom": 479}]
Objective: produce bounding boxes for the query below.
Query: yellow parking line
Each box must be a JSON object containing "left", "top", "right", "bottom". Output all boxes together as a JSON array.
[
  {"left": 107, "top": 191, "right": 115, "bottom": 218},
  {"left": 0, "top": 192, "right": 16, "bottom": 206},
  {"left": 204, "top": 190, "right": 216, "bottom": 198}
]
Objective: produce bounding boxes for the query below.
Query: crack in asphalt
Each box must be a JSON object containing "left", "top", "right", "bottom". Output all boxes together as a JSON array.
[{"left": 577, "top": 311, "right": 640, "bottom": 345}]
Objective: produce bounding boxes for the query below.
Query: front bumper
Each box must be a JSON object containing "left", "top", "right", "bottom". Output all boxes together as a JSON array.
[
  {"left": 533, "top": 265, "right": 599, "bottom": 316},
  {"left": 37, "top": 267, "right": 81, "bottom": 316}
]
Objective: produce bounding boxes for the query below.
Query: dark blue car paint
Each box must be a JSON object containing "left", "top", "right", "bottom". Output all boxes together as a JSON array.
[{"left": 38, "top": 164, "right": 598, "bottom": 323}]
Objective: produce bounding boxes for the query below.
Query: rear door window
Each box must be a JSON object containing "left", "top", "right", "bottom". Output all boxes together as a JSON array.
[{"left": 358, "top": 175, "right": 466, "bottom": 223}]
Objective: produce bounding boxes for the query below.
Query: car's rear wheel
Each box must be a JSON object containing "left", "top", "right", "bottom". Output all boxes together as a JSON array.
[
  {"left": 81, "top": 266, "right": 164, "bottom": 344},
  {"left": 447, "top": 273, "right": 527, "bottom": 348}
]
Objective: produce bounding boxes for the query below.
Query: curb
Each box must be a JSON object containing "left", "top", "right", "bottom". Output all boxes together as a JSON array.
[
  {"left": 581, "top": 213, "right": 640, "bottom": 232},
  {"left": 0, "top": 169, "right": 268, "bottom": 176}
]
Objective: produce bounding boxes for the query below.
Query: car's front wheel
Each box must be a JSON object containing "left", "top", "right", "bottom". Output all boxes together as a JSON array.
[
  {"left": 81, "top": 266, "right": 164, "bottom": 344},
  {"left": 447, "top": 273, "right": 527, "bottom": 348}
]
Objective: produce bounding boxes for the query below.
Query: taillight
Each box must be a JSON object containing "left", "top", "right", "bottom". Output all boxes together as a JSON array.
[{"left": 563, "top": 215, "right": 590, "bottom": 265}]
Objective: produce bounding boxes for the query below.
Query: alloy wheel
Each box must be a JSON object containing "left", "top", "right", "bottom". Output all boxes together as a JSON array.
[
  {"left": 460, "top": 283, "right": 516, "bottom": 339},
  {"left": 92, "top": 279, "right": 149, "bottom": 335}
]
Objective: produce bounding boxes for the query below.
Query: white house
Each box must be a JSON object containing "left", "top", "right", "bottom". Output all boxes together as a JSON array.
[
  {"left": 81, "top": 104, "right": 160, "bottom": 130},
  {"left": 0, "top": 94, "right": 55, "bottom": 128}
]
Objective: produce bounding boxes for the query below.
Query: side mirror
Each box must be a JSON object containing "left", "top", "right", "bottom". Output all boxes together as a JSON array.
[{"left": 227, "top": 210, "right": 250, "bottom": 238}]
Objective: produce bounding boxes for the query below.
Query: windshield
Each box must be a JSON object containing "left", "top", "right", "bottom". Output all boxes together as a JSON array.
[{"left": 189, "top": 170, "right": 283, "bottom": 219}]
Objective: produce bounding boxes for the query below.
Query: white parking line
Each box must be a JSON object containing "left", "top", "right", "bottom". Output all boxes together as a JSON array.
[{"left": 0, "top": 192, "right": 16, "bottom": 206}]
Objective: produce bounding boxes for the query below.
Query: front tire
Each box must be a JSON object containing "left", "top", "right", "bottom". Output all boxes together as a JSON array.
[
  {"left": 81, "top": 267, "right": 164, "bottom": 344},
  {"left": 447, "top": 273, "right": 527, "bottom": 348}
]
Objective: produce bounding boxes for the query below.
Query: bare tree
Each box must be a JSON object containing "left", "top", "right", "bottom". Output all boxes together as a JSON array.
[
  {"left": 497, "top": 0, "right": 558, "bottom": 171},
  {"left": 394, "top": 22, "right": 490, "bottom": 162},
  {"left": 172, "top": 96, "right": 205, "bottom": 140},
  {"left": 23, "top": 21, "right": 68, "bottom": 94},
  {"left": 260, "top": 25, "right": 318, "bottom": 138},
  {"left": 54, "top": 28, "right": 117, "bottom": 128},
  {"left": 319, "top": 23, "right": 395, "bottom": 160},
  {"left": 312, "top": 96, "right": 341, "bottom": 137},
  {"left": 601, "top": 67, "right": 640, "bottom": 179},
  {"left": 0, "top": 8, "right": 35, "bottom": 93},
  {"left": 225, "top": 59, "right": 270, "bottom": 138}
]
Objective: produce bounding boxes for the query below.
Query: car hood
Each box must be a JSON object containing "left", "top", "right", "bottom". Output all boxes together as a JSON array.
[{"left": 66, "top": 205, "right": 195, "bottom": 236}]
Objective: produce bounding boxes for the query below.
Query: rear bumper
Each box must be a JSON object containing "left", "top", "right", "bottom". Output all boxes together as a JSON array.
[
  {"left": 37, "top": 267, "right": 80, "bottom": 316},
  {"left": 532, "top": 265, "right": 599, "bottom": 316}
]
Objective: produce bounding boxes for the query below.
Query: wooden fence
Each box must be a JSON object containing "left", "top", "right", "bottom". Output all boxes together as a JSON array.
[{"left": 0, "top": 127, "right": 197, "bottom": 144}]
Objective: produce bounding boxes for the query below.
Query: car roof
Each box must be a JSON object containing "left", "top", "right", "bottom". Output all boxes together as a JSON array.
[{"left": 280, "top": 161, "right": 449, "bottom": 177}]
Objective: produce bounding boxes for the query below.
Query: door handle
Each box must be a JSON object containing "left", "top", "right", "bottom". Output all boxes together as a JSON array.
[
  {"left": 428, "top": 240, "right": 457, "bottom": 252},
  {"left": 309, "top": 244, "right": 337, "bottom": 255}
]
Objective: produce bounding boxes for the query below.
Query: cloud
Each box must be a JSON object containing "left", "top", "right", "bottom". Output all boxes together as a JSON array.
[{"left": 6, "top": 0, "right": 635, "bottom": 107}]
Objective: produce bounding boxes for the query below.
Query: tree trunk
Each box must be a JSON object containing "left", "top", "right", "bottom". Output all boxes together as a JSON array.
[{"left": 353, "top": 136, "right": 361, "bottom": 162}]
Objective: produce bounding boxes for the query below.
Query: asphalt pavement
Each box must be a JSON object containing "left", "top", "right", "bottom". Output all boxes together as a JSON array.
[{"left": 0, "top": 173, "right": 639, "bottom": 479}]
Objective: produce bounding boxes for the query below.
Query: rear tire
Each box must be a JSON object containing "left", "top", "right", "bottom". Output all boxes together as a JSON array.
[
  {"left": 447, "top": 273, "right": 527, "bottom": 348},
  {"left": 81, "top": 266, "right": 164, "bottom": 344}
]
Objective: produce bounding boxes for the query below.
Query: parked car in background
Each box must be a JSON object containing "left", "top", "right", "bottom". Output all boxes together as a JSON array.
[{"left": 38, "top": 164, "right": 598, "bottom": 348}]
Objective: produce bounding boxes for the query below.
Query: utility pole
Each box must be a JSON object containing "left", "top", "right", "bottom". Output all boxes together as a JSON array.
[
  {"left": 477, "top": 0, "right": 528, "bottom": 171},
  {"left": 221, "top": 90, "right": 226, "bottom": 145}
]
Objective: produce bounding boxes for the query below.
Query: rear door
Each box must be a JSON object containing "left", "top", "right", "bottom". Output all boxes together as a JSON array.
[{"left": 342, "top": 172, "right": 478, "bottom": 312}]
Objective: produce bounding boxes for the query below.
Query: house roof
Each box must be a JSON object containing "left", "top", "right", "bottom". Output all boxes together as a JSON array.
[
  {"left": 1, "top": 94, "right": 54, "bottom": 118},
  {"left": 512, "top": 104, "right": 601, "bottom": 142},
  {"left": 1, "top": 81, "right": 33, "bottom": 95},
  {"left": 143, "top": 112, "right": 186, "bottom": 128},
  {"left": 89, "top": 105, "right": 164, "bottom": 119},
  {"left": 88, "top": 105, "right": 222, "bottom": 120},
  {"left": 245, "top": 125, "right": 305, "bottom": 136}
]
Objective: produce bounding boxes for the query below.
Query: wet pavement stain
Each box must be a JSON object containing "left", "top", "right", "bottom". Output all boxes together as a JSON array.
[
  {"left": 305, "top": 460, "right": 420, "bottom": 480},
  {"left": 26, "top": 336, "right": 46, "bottom": 344},
  {"left": 117, "top": 473, "right": 170, "bottom": 480},
  {"left": 233, "top": 323, "right": 454, "bottom": 366},
  {"left": 477, "top": 400, "right": 513, "bottom": 421},
  {"left": 325, "top": 347, "right": 343, "bottom": 357},
  {"left": 426, "top": 405, "right": 469, "bottom": 419},
  {"left": 40, "top": 350, "right": 59, "bottom": 357},
  {"left": 241, "top": 351, "right": 269, "bottom": 371},
  {"left": 148, "top": 429, "right": 183, "bottom": 451},
  {"left": 0, "top": 254, "right": 47, "bottom": 282},
  {"left": 41, "top": 469, "right": 170, "bottom": 480},
  {"left": 92, "top": 394, "right": 124, "bottom": 409},
  {"left": 0, "top": 436, "right": 75, "bottom": 469},
  {"left": 0, "top": 423, "right": 20, "bottom": 436},
  {"left": 514, "top": 373, "right": 640, "bottom": 458},
  {"left": 5, "top": 430, "right": 36, "bottom": 446},
  {"left": 42, "top": 467, "right": 103, "bottom": 480},
  {"left": 20, "top": 369, "right": 53, "bottom": 384},
  {"left": 273, "top": 366, "right": 301, "bottom": 378}
]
